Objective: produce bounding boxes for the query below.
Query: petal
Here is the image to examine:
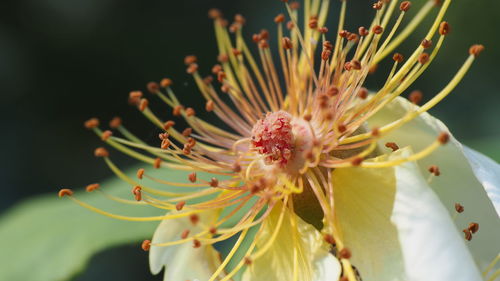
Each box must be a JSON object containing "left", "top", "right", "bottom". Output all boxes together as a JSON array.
[
  {"left": 242, "top": 201, "right": 341, "bottom": 281},
  {"left": 391, "top": 148, "right": 482, "bottom": 281},
  {"left": 368, "top": 96, "right": 500, "bottom": 268},
  {"left": 149, "top": 212, "right": 221, "bottom": 281}
]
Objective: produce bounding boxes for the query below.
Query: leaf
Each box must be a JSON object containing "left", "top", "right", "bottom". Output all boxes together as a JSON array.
[{"left": 0, "top": 164, "right": 189, "bottom": 281}]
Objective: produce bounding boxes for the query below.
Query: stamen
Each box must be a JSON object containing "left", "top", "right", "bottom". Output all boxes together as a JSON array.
[{"left": 58, "top": 189, "right": 73, "bottom": 198}]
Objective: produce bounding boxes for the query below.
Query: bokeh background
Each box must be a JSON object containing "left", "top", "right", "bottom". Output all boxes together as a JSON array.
[{"left": 0, "top": 0, "right": 498, "bottom": 280}]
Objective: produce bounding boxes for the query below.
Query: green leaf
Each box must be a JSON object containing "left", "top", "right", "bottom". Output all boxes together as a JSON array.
[{"left": 0, "top": 164, "right": 189, "bottom": 281}]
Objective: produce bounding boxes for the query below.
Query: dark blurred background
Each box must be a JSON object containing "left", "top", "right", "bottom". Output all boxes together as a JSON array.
[{"left": 0, "top": 0, "right": 498, "bottom": 280}]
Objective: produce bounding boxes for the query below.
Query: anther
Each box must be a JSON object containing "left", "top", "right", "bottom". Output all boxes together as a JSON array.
[
  {"left": 393, "top": 53, "right": 404, "bottom": 63},
  {"left": 193, "top": 239, "right": 201, "bottom": 248},
  {"left": 161, "top": 139, "right": 170, "bottom": 149},
  {"left": 274, "top": 13, "right": 285, "bottom": 23},
  {"left": 181, "top": 229, "right": 190, "bottom": 239},
  {"left": 468, "top": 222, "right": 479, "bottom": 234},
  {"left": 153, "top": 157, "right": 162, "bottom": 169},
  {"left": 319, "top": 27, "right": 329, "bottom": 34},
  {"left": 210, "top": 178, "right": 219, "bottom": 187},
  {"left": 339, "top": 248, "right": 352, "bottom": 259},
  {"left": 290, "top": 1, "right": 300, "bottom": 10},
  {"left": 139, "top": 98, "right": 149, "bottom": 111},
  {"left": 185, "top": 107, "right": 196, "bottom": 117},
  {"left": 455, "top": 203, "right": 464, "bottom": 213},
  {"left": 160, "top": 78, "right": 173, "bottom": 88},
  {"left": 218, "top": 54, "right": 229, "bottom": 63},
  {"left": 339, "top": 30, "right": 348, "bottom": 38},
  {"left": 372, "top": 25, "right": 384, "bottom": 35},
  {"left": 183, "top": 143, "right": 192, "bottom": 155},
  {"left": 58, "top": 189, "right": 73, "bottom": 197},
  {"left": 385, "top": 142, "right": 399, "bottom": 152},
  {"left": 137, "top": 168, "right": 145, "bottom": 179},
  {"left": 286, "top": 21, "right": 294, "bottom": 30},
  {"left": 209, "top": 227, "right": 217, "bottom": 235},
  {"left": 259, "top": 29, "right": 269, "bottom": 40},
  {"left": 409, "top": 90, "right": 423, "bottom": 104},
  {"left": 187, "top": 64, "right": 198, "bottom": 74},
  {"left": 428, "top": 165, "right": 441, "bottom": 176},
  {"left": 86, "top": 183, "right": 100, "bottom": 192},
  {"left": 303, "top": 114, "right": 312, "bottom": 121},
  {"left": 203, "top": 76, "right": 213, "bottom": 85},
  {"left": 208, "top": 9, "right": 222, "bottom": 19},
  {"left": 232, "top": 48, "right": 242, "bottom": 56},
  {"left": 418, "top": 53, "right": 430, "bottom": 64},
  {"left": 324, "top": 234, "right": 336, "bottom": 245},
  {"left": 244, "top": 257, "right": 253, "bottom": 265},
  {"left": 173, "top": 105, "right": 183, "bottom": 116},
  {"left": 373, "top": 1, "right": 383, "bottom": 10},
  {"left": 109, "top": 117, "right": 122, "bottom": 129},
  {"left": 400, "top": 1, "right": 411, "bottom": 12},
  {"left": 421, "top": 39, "right": 432, "bottom": 49},
  {"left": 322, "top": 50, "right": 331, "bottom": 61},
  {"left": 358, "top": 87, "right": 368, "bottom": 99},
  {"left": 469, "top": 44, "right": 485, "bottom": 57},
  {"left": 234, "top": 14, "right": 246, "bottom": 25},
  {"left": 338, "top": 124, "right": 347, "bottom": 133},
  {"left": 147, "top": 82, "right": 160, "bottom": 94},
  {"left": 221, "top": 84, "right": 230, "bottom": 93},
  {"left": 327, "top": 86, "right": 339, "bottom": 97},
  {"left": 94, "top": 147, "right": 109, "bottom": 158},
  {"left": 323, "top": 41, "right": 333, "bottom": 50},
  {"left": 190, "top": 214, "right": 200, "bottom": 225},
  {"left": 129, "top": 91, "right": 143, "bottom": 100},
  {"left": 438, "top": 132, "right": 450, "bottom": 144},
  {"left": 132, "top": 186, "right": 142, "bottom": 201},
  {"left": 308, "top": 18, "right": 318, "bottom": 29},
  {"left": 141, "top": 240, "right": 151, "bottom": 251},
  {"left": 439, "top": 22, "right": 450, "bottom": 35},
  {"left": 232, "top": 163, "right": 242, "bottom": 173},
  {"left": 217, "top": 71, "right": 226, "bottom": 82},
  {"left": 463, "top": 229, "right": 472, "bottom": 241},
  {"left": 351, "top": 157, "right": 364, "bottom": 166},
  {"left": 101, "top": 130, "right": 112, "bottom": 141},
  {"left": 163, "top": 120, "right": 175, "bottom": 130},
  {"left": 369, "top": 64, "right": 378, "bottom": 74},
  {"left": 182, "top": 128, "right": 193, "bottom": 137},
  {"left": 188, "top": 172, "right": 197, "bottom": 183},
  {"left": 184, "top": 55, "right": 197, "bottom": 65},
  {"left": 176, "top": 201, "right": 186, "bottom": 211},
  {"left": 259, "top": 40, "right": 269, "bottom": 49},
  {"left": 282, "top": 37, "right": 293, "bottom": 50},
  {"left": 84, "top": 118, "right": 100, "bottom": 129},
  {"left": 371, "top": 127, "right": 380, "bottom": 137},
  {"left": 347, "top": 33, "right": 359, "bottom": 42}
]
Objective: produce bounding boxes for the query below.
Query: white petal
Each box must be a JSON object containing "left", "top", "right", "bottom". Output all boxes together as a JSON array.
[
  {"left": 391, "top": 148, "right": 482, "bottom": 281},
  {"left": 314, "top": 254, "right": 342, "bottom": 281},
  {"left": 368, "top": 96, "right": 500, "bottom": 268},
  {"left": 149, "top": 212, "right": 221, "bottom": 281}
]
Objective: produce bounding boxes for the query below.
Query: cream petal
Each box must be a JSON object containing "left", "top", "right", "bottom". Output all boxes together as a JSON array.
[
  {"left": 391, "top": 148, "right": 482, "bottom": 281},
  {"left": 242, "top": 201, "right": 341, "bottom": 281},
  {"left": 368, "top": 96, "right": 500, "bottom": 269},
  {"left": 149, "top": 212, "right": 221, "bottom": 281}
]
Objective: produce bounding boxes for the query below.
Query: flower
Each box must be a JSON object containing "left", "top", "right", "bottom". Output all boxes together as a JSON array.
[{"left": 59, "top": 0, "right": 500, "bottom": 281}]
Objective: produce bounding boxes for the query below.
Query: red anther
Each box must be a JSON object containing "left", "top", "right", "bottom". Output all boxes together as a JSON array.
[
  {"left": 463, "top": 229, "right": 472, "bottom": 241},
  {"left": 369, "top": 63, "right": 378, "bottom": 74},
  {"left": 340, "top": 277, "right": 349, "bottom": 281},
  {"left": 400, "top": 1, "right": 411, "bottom": 12},
  {"left": 109, "top": 117, "right": 122, "bottom": 129},
  {"left": 161, "top": 139, "right": 170, "bottom": 149},
  {"left": 190, "top": 214, "right": 200, "bottom": 225},
  {"left": 141, "top": 240, "right": 151, "bottom": 251},
  {"left": 84, "top": 118, "right": 99, "bottom": 129},
  {"left": 221, "top": 84, "right": 230, "bottom": 93},
  {"left": 373, "top": 1, "right": 383, "bottom": 10},
  {"left": 323, "top": 234, "right": 336, "bottom": 245},
  {"left": 468, "top": 222, "right": 479, "bottom": 234},
  {"left": 428, "top": 165, "right": 441, "bottom": 176},
  {"left": 163, "top": 120, "right": 175, "bottom": 130},
  {"left": 153, "top": 157, "right": 162, "bottom": 169},
  {"left": 139, "top": 99, "right": 149, "bottom": 111},
  {"left": 455, "top": 203, "right": 464, "bottom": 213},
  {"left": 318, "top": 27, "right": 329, "bottom": 34},
  {"left": 86, "top": 183, "right": 100, "bottom": 192},
  {"left": 205, "top": 100, "right": 215, "bottom": 112},
  {"left": 232, "top": 48, "right": 242, "bottom": 56},
  {"left": 129, "top": 91, "right": 143, "bottom": 100},
  {"left": 181, "top": 229, "right": 190, "bottom": 239},
  {"left": 208, "top": 8, "right": 222, "bottom": 19},
  {"left": 324, "top": 112, "right": 334, "bottom": 121},
  {"left": 286, "top": 21, "right": 295, "bottom": 30},
  {"left": 358, "top": 87, "right": 368, "bottom": 100},
  {"left": 351, "top": 157, "right": 364, "bottom": 166},
  {"left": 385, "top": 142, "right": 399, "bottom": 152},
  {"left": 183, "top": 144, "right": 192, "bottom": 155},
  {"left": 187, "top": 63, "right": 198, "bottom": 74},
  {"left": 434, "top": 0, "right": 442, "bottom": 6},
  {"left": 439, "top": 22, "right": 450, "bottom": 35},
  {"left": 322, "top": 50, "right": 331, "bottom": 61},
  {"left": 350, "top": 60, "right": 361, "bottom": 70},
  {"left": 308, "top": 18, "right": 318, "bottom": 29},
  {"left": 132, "top": 186, "right": 142, "bottom": 201},
  {"left": 339, "top": 30, "right": 348, "bottom": 38},
  {"left": 244, "top": 257, "right": 253, "bottom": 265},
  {"left": 327, "top": 86, "right": 339, "bottom": 97},
  {"left": 252, "top": 34, "right": 260, "bottom": 43},
  {"left": 187, "top": 137, "right": 196, "bottom": 147},
  {"left": 210, "top": 178, "right": 219, "bottom": 187},
  {"left": 282, "top": 37, "right": 293, "bottom": 50},
  {"left": 137, "top": 168, "right": 145, "bottom": 180},
  {"left": 259, "top": 29, "right": 269, "bottom": 40},
  {"left": 185, "top": 107, "right": 196, "bottom": 117},
  {"left": 339, "top": 248, "right": 352, "bottom": 259},
  {"left": 160, "top": 78, "right": 173, "bottom": 88},
  {"left": 232, "top": 163, "right": 242, "bottom": 173},
  {"left": 372, "top": 25, "right": 384, "bottom": 35},
  {"left": 147, "top": 82, "right": 160, "bottom": 94},
  {"left": 217, "top": 54, "right": 229, "bottom": 63},
  {"left": 393, "top": 53, "right": 404, "bottom": 63},
  {"left": 251, "top": 111, "right": 293, "bottom": 165},
  {"left": 358, "top": 26, "right": 369, "bottom": 36},
  {"left": 274, "top": 13, "right": 285, "bottom": 23},
  {"left": 188, "top": 172, "right": 197, "bottom": 183},
  {"left": 176, "top": 201, "right": 186, "bottom": 211},
  {"left": 323, "top": 41, "right": 333, "bottom": 50},
  {"left": 193, "top": 239, "right": 201, "bottom": 248},
  {"left": 409, "top": 90, "right": 423, "bottom": 105},
  {"left": 338, "top": 124, "right": 347, "bottom": 133},
  {"left": 58, "top": 189, "right": 73, "bottom": 197},
  {"left": 203, "top": 76, "right": 213, "bottom": 85},
  {"left": 94, "top": 147, "right": 109, "bottom": 158},
  {"left": 101, "top": 130, "right": 112, "bottom": 141},
  {"left": 418, "top": 53, "right": 430, "bottom": 64},
  {"left": 438, "top": 132, "right": 450, "bottom": 144},
  {"left": 158, "top": 132, "right": 169, "bottom": 140},
  {"left": 469, "top": 44, "right": 485, "bottom": 57},
  {"left": 347, "top": 33, "right": 359, "bottom": 42},
  {"left": 184, "top": 55, "right": 197, "bottom": 65},
  {"left": 209, "top": 227, "right": 217, "bottom": 235},
  {"left": 290, "top": 1, "right": 300, "bottom": 10},
  {"left": 217, "top": 71, "right": 226, "bottom": 82},
  {"left": 173, "top": 105, "right": 183, "bottom": 116},
  {"left": 303, "top": 114, "right": 312, "bottom": 122},
  {"left": 421, "top": 39, "right": 432, "bottom": 49},
  {"left": 259, "top": 40, "right": 269, "bottom": 49},
  {"left": 371, "top": 127, "right": 380, "bottom": 137},
  {"left": 344, "top": 62, "right": 352, "bottom": 71},
  {"left": 182, "top": 128, "right": 192, "bottom": 137}
]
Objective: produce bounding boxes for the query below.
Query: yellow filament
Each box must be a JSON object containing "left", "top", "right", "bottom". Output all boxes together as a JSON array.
[{"left": 483, "top": 254, "right": 500, "bottom": 276}]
